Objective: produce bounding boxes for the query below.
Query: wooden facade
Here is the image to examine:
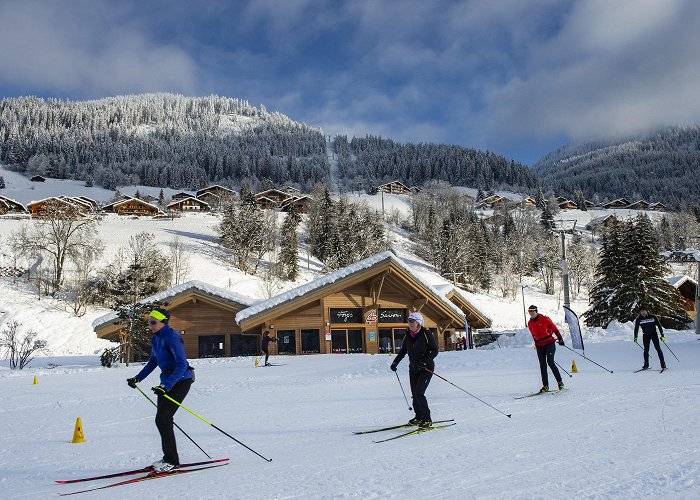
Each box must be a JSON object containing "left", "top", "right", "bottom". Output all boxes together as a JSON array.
[
  {"left": 171, "top": 191, "right": 194, "bottom": 200},
  {"left": 27, "top": 197, "right": 87, "bottom": 217},
  {"left": 603, "top": 198, "right": 631, "bottom": 209},
  {"left": 626, "top": 200, "right": 650, "bottom": 210},
  {"left": 196, "top": 185, "right": 236, "bottom": 199},
  {"left": 667, "top": 275, "right": 697, "bottom": 322},
  {"left": 558, "top": 199, "right": 578, "bottom": 210},
  {"left": 167, "top": 197, "right": 210, "bottom": 212},
  {"left": 0, "top": 195, "right": 27, "bottom": 214},
  {"left": 280, "top": 195, "right": 311, "bottom": 214},
  {"left": 93, "top": 253, "right": 490, "bottom": 360},
  {"left": 112, "top": 198, "right": 164, "bottom": 216},
  {"left": 374, "top": 181, "right": 412, "bottom": 196}
]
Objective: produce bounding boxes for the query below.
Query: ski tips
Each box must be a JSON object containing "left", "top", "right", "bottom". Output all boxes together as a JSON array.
[{"left": 506, "top": 414, "right": 512, "bottom": 418}]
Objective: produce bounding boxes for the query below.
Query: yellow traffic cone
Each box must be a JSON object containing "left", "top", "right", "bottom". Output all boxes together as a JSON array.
[
  {"left": 33, "top": 375, "right": 38, "bottom": 385},
  {"left": 254, "top": 357, "right": 259, "bottom": 367},
  {"left": 71, "top": 417, "right": 86, "bottom": 443},
  {"left": 571, "top": 360, "right": 578, "bottom": 373}
]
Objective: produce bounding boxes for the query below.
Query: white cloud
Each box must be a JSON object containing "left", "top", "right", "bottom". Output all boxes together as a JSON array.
[{"left": 0, "top": 1, "right": 199, "bottom": 97}]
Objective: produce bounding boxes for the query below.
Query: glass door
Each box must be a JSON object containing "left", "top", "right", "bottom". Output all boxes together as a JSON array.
[
  {"left": 198, "top": 335, "right": 225, "bottom": 358},
  {"left": 277, "top": 330, "right": 296, "bottom": 355},
  {"left": 301, "top": 329, "right": 320, "bottom": 353},
  {"left": 331, "top": 330, "right": 348, "bottom": 353}
]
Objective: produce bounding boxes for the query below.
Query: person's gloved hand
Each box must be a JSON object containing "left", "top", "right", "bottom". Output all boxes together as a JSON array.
[
  {"left": 634, "top": 337, "right": 638, "bottom": 344},
  {"left": 660, "top": 335, "right": 665, "bottom": 342},
  {"left": 390, "top": 363, "right": 397, "bottom": 372},
  {"left": 417, "top": 362, "right": 427, "bottom": 371},
  {"left": 558, "top": 340, "right": 564, "bottom": 346},
  {"left": 126, "top": 377, "right": 138, "bottom": 389},
  {"left": 152, "top": 385, "right": 166, "bottom": 396}
]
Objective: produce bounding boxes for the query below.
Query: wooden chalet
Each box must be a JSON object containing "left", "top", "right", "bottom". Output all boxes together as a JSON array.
[
  {"left": 27, "top": 197, "right": 87, "bottom": 217},
  {"left": 649, "top": 202, "right": 667, "bottom": 212},
  {"left": 254, "top": 189, "right": 292, "bottom": 208},
  {"left": 196, "top": 185, "right": 236, "bottom": 199},
  {"left": 167, "top": 197, "right": 210, "bottom": 212},
  {"left": 373, "top": 181, "right": 412, "bottom": 196},
  {"left": 667, "top": 275, "right": 697, "bottom": 322},
  {"left": 110, "top": 197, "right": 164, "bottom": 217},
  {"left": 92, "top": 281, "right": 257, "bottom": 360},
  {"left": 140, "top": 194, "right": 160, "bottom": 204},
  {"left": 0, "top": 195, "right": 27, "bottom": 214},
  {"left": 171, "top": 191, "right": 194, "bottom": 201},
  {"left": 584, "top": 200, "right": 595, "bottom": 209},
  {"left": 602, "top": 198, "right": 631, "bottom": 209},
  {"left": 626, "top": 200, "right": 650, "bottom": 210},
  {"left": 58, "top": 196, "right": 94, "bottom": 213},
  {"left": 521, "top": 197, "right": 536, "bottom": 207},
  {"left": 558, "top": 199, "right": 578, "bottom": 210},
  {"left": 475, "top": 195, "right": 507, "bottom": 209},
  {"left": 76, "top": 196, "right": 99, "bottom": 209},
  {"left": 434, "top": 284, "right": 492, "bottom": 349},
  {"left": 555, "top": 196, "right": 568, "bottom": 204},
  {"left": 280, "top": 195, "right": 311, "bottom": 214},
  {"left": 30, "top": 175, "right": 46, "bottom": 182},
  {"left": 283, "top": 186, "right": 301, "bottom": 195},
  {"left": 196, "top": 191, "right": 223, "bottom": 210},
  {"left": 235, "top": 251, "right": 481, "bottom": 356},
  {"left": 585, "top": 214, "right": 617, "bottom": 231}
]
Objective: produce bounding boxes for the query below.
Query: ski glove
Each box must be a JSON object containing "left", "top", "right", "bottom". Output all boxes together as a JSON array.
[
  {"left": 558, "top": 340, "right": 564, "bottom": 346},
  {"left": 390, "top": 363, "right": 398, "bottom": 372},
  {"left": 634, "top": 337, "right": 638, "bottom": 343},
  {"left": 152, "top": 385, "right": 167, "bottom": 396},
  {"left": 126, "top": 377, "right": 138, "bottom": 389},
  {"left": 660, "top": 335, "right": 665, "bottom": 342}
]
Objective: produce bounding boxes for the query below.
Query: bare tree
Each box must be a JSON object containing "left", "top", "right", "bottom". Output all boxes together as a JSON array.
[
  {"left": 169, "top": 235, "right": 191, "bottom": 286},
  {"left": 0, "top": 320, "right": 49, "bottom": 369},
  {"left": 63, "top": 239, "right": 105, "bottom": 316},
  {"left": 11, "top": 203, "right": 99, "bottom": 294}
]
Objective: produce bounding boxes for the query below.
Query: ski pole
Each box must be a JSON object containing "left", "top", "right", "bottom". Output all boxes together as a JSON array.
[
  {"left": 424, "top": 368, "right": 511, "bottom": 418},
  {"left": 394, "top": 371, "right": 413, "bottom": 411},
  {"left": 633, "top": 340, "right": 643, "bottom": 350},
  {"left": 135, "top": 386, "right": 211, "bottom": 459},
  {"left": 159, "top": 392, "right": 272, "bottom": 462},
  {"left": 561, "top": 345, "right": 613, "bottom": 373},
  {"left": 555, "top": 361, "right": 572, "bottom": 378},
  {"left": 662, "top": 341, "right": 680, "bottom": 362}
]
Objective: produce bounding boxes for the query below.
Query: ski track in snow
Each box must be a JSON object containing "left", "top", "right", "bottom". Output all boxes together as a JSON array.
[{"left": 1, "top": 338, "right": 699, "bottom": 499}]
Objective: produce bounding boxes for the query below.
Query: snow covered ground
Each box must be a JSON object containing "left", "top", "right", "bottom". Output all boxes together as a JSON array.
[
  {"left": 1, "top": 332, "right": 699, "bottom": 499},
  {"left": 2, "top": 166, "right": 699, "bottom": 498}
]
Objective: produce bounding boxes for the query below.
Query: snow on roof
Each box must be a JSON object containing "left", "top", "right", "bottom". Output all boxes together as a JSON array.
[
  {"left": 113, "top": 197, "right": 162, "bottom": 211},
  {"left": 92, "top": 280, "right": 258, "bottom": 330},
  {"left": 166, "top": 197, "right": 210, "bottom": 208},
  {"left": 433, "top": 284, "right": 493, "bottom": 324},
  {"left": 236, "top": 251, "right": 466, "bottom": 325},
  {"left": 667, "top": 275, "right": 698, "bottom": 287}
]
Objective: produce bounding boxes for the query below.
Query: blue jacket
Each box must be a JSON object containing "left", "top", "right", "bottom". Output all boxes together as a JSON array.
[{"left": 135, "top": 324, "right": 192, "bottom": 391}]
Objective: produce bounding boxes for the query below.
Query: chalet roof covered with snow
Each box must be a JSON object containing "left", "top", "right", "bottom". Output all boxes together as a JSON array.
[
  {"left": 92, "top": 280, "right": 258, "bottom": 330},
  {"left": 236, "top": 251, "right": 467, "bottom": 326}
]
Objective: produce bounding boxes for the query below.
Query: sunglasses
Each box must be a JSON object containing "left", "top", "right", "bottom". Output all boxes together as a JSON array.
[
  {"left": 148, "top": 320, "right": 159, "bottom": 325},
  {"left": 408, "top": 319, "right": 418, "bottom": 324}
]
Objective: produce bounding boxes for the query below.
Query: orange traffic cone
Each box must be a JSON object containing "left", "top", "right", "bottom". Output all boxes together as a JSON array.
[{"left": 71, "top": 417, "right": 86, "bottom": 443}]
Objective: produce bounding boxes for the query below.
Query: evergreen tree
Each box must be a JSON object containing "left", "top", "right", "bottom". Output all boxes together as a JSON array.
[
  {"left": 158, "top": 188, "right": 165, "bottom": 206},
  {"left": 0, "top": 176, "right": 5, "bottom": 189},
  {"left": 585, "top": 220, "right": 626, "bottom": 327},
  {"left": 540, "top": 203, "right": 555, "bottom": 230},
  {"left": 279, "top": 205, "right": 301, "bottom": 280}
]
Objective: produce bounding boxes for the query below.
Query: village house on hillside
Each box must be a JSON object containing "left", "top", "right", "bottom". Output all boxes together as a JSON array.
[
  {"left": 667, "top": 275, "right": 697, "bottom": 322},
  {"left": 102, "top": 197, "right": 165, "bottom": 216},
  {"left": 475, "top": 194, "right": 508, "bottom": 209},
  {"left": 372, "top": 181, "right": 412, "bottom": 196},
  {"left": 27, "top": 197, "right": 89, "bottom": 217},
  {"left": 558, "top": 199, "right": 578, "bottom": 210},
  {"left": 30, "top": 175, "right": 46, "bottom": 182},
  {"left": 603, "top": 198, "right": 631, "bottom": 209},
  {"left": 171, "top": 191, "right": 194, "bottom": 201},
  {"left": 280, "top": 195, "right": 311, "bottom": 214},
  {"left": 254, "top": 188, "right": 293, "bottom": 209},
  {"left": 167, "top": 197, "right": 210, "bottom": 212},
  {"left": 0, "top": 195, "right": 28, "bottom": 215},
  {"left": 93, "top": 252, "right": 491, "bottom": 360}
]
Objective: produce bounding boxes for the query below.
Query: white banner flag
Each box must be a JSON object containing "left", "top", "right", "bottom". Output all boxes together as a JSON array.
[{"left": 564, "top": 306, "right": 584, "bottom": 351}]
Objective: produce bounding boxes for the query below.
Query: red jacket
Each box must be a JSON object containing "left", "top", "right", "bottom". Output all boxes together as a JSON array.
[{"left": 527, "top": 314, "right": 563, "bottom": 347}]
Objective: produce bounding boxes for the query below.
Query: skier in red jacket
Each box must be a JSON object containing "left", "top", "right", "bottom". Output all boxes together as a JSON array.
[{"left": 527, "top": 305, "right": 565, "bottom": 393}]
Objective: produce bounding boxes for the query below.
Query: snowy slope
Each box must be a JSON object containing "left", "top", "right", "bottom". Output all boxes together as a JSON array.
[{"left": 2, "top": 335, "right": 699, "bottom": 499}]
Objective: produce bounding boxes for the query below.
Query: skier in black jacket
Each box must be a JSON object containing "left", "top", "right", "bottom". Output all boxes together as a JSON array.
[
  {"left": 633, "top": 305, "right": 666, "bottom": 371},
  {"left": 390, "top": 311, "right": 438, "bottom": 427}
]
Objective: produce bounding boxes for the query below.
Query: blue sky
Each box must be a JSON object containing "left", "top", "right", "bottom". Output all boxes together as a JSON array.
[{"left": 1, "top": 0, "right": 699, "bottom": 165}]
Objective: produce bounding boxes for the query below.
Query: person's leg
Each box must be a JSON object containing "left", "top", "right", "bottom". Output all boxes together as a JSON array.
[
  {"left": 536, "top": 346, "right": 549, "bottom": 388},
  {"left": 545, "top": 343, "right": 562, "bottom": 384},
  {"left": 155, "top": 379, "right": 192, "bottom": 465},
  {"left": 413, "top": 370, "right": 433, "bottom": 422},
  {"left": 642, "top": 334, "right": 651, "bottom": 368},
  {"left": 409, "top": 370, "right": 422, "bottom": 421},
  {"left": 650, "top": 334, "right": 666, "bottom": 368},
  {"left": 263, "top": 347, "right": 269, "bottom": 364}
]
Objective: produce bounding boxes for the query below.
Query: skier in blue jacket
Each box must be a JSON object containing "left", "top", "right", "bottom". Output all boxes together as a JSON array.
[{"left": 127, "top": 308, "right": 194, "bottom": 472}]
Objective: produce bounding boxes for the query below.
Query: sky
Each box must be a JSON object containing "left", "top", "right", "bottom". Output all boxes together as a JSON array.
[{"left": 1, "top": 0, "right": 700, "bottom": 165}]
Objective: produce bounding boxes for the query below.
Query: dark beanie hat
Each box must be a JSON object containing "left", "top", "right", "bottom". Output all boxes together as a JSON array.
[{"left": 528, "top": 305, "right": 538, "bottom": 312}]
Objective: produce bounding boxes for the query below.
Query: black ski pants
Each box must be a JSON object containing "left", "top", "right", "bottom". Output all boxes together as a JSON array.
[
  {"left": 409, "top": 369, "right": 433, "bottom": 421},
  {"left": 155, "top": 378, "right": 192, "bottom": 465},
  {"left": 643, "top": 333, "right": 666, "bottom": 368},
  {"left": 262, "top": 347, "right": 270, "bottom": 364},
  {"left": 536, "top": 342, "right": 562, "bottom": 388}
]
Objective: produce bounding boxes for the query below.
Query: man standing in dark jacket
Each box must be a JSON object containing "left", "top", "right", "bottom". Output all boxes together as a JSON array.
[
  {"left": 633, "top": 305, "right": 666, "bottom": 371},
  {"left": 126, "top": 308, "right": 194, "bottom": 473},
  {"left": 527, "top": 305, "right": 565, "bottom": 393},
  {"left": 261, "top": 331, "right": 278, "bottom": 366},
  {"left": 390, "top": 311, "right": 438, "bottom": 427}
]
